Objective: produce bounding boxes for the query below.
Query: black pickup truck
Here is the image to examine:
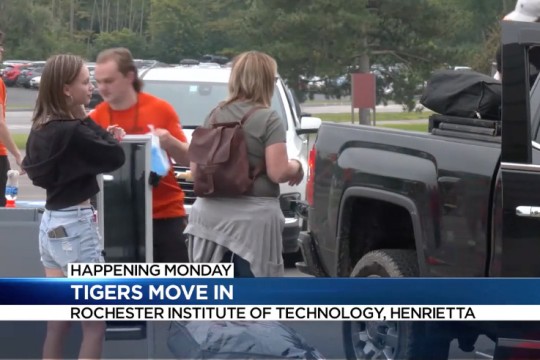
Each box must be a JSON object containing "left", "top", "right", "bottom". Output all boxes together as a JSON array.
[{"left": 297, "top": 21, "right": 540, "bottom": 359}]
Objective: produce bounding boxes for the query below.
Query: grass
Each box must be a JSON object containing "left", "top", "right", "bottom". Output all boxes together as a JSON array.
[
  {"left": 313, "top": 111, "right": 432, "bottom": 122},
  {"left": 13, "top": 134, "right": 28, "bottom": 149}
]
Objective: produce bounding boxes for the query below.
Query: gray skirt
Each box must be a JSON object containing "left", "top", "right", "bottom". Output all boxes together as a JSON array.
[{"left": 184, "top": 196, "right": 285, "bottom": 277}]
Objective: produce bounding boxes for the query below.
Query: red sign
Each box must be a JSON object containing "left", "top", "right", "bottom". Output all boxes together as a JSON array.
[{"left": 351, "top": 73, "right": 376, "bottom": 109}]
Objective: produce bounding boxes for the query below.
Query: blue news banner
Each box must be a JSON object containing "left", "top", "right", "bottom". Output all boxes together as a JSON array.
[
  {"left": 1, "top": 278, "right": 540, "bottom": 321},
  {"left": 0, "top": 278, "right": 539, "bottom": 305}
]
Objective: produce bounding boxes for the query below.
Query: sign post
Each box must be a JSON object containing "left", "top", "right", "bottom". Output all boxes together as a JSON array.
[{"left": 351, "top": 73, "right": 376, "bottom": 125}]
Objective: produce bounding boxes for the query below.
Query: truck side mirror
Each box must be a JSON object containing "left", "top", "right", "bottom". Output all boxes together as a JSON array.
[{"left": 297, "top": 116, "right": 321, "bottom": 135}]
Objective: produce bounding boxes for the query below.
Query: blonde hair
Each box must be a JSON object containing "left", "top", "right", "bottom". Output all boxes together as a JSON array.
[
  {"left": 96, "top": 47, "right": 142, "bottom": 92},
  {"left": 32, "top": 54, "right": 84, "bottom": 128},
  {"left": 225, "top": 51, "right": 277, "bottom": 107}
]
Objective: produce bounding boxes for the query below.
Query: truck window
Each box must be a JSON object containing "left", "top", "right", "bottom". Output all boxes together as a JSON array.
[{"left": 529, "top": 47, "right": 540, "bottom": 142}]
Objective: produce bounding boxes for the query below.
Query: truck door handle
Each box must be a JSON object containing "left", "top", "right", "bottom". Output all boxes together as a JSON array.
[
  {"left": 516, "top": 206, "right": 540, "bottom": 218},
  {"left": 105, "top": 323, "right": 146, "bottom": 340}
]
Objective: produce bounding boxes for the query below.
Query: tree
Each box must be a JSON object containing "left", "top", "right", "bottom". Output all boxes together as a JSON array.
[
  {"left": 147, "top": 0, "right": 205, "bottom": 63},
  {"left": 0, "top": 0, "right": 516, "bottom": 110},
  {"left": 237, "top": 1, "right": 371, "bottom": 101},
  {"left": 92, "top": 29, "right": 146, "bottom": 58},
  {"left": 428, "top": 0, "right": 510, "bottom": 69},
  {"left": 364, "top": 0, "right": 452, "bottom": 112},
  {"left": 236, "top": 0, "right": 454, "bottom": 116},
  {"left": 0, "top": 1, "right": 58, "bottom": 59}
]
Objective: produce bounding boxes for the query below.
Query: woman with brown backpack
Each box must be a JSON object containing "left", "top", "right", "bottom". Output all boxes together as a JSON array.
[{"left": 185, "top": 51, "right": 304, "bottom": 277}]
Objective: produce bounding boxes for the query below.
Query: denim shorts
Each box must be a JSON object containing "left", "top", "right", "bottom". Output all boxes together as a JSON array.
[{"left": 39, "top": 206, "right": 104, "bottom": 276}]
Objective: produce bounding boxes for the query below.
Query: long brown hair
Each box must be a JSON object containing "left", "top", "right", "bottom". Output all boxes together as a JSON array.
[
  {"left": 96, "top": 47, "right": 142, "bottom": 92},
  {"left": 32, "top": 54, "right": 84, "bottom": 128},
  {"left": 225, "top": 51, "right": 277, "bottom": 107}
]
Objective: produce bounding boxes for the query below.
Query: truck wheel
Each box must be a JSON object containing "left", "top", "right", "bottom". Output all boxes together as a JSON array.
[{"left": 342, "top": 249, "right": 450, "bottom": 360}]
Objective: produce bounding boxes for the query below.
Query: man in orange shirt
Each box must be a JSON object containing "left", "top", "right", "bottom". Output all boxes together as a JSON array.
[
  {"left": 0, "top": 31, "right": 24, "bottom": 207},
  {"left": 91, "top": 47, "right": 190, "bottom": 262}
]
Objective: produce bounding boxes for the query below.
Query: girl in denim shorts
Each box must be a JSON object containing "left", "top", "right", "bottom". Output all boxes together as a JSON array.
[{"left": 22, "top": 54, "right": 125, "bottom": 360}]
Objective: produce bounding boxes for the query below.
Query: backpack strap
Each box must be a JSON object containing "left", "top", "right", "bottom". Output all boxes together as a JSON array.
[
  {"left": 241, "top": 106, "right": 266, "bottom": 179},
  {"left": 210, "top": 105, "right": 265, "bottom": 126},
  {"left": 208, "top": 106, "right": 221, "bottom": 126},
  {"left": 240, "top": 106, "right": 265, "bottom": 125},
  {"left": 251, "top": 161, "right": 266, "bottom": 179}
]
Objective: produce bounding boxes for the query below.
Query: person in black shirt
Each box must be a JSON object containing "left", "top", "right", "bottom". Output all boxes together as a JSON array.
[{"left": 22, "top": 54, "right": 125, "bottom": 360}]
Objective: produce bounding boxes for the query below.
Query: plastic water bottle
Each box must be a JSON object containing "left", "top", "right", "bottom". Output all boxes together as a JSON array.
[{"left": 5, "top": 170, "right": 19, "bottom": 208}]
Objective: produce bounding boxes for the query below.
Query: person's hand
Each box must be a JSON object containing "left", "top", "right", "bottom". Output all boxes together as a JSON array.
[
  {"left": 107, "top": 125, "right": 126, "bottom": 141},
  {"left": 288, "top": 159, "right": 304, "bottom": 186},
  {"left": 14, "top": 153, "right": 26, "bottom": 175},
  {"left": 153, "top": 128, "right": 173, "bottom": 150}
]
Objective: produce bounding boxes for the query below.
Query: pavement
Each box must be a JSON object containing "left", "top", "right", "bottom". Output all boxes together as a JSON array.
[
  {"left": 5, "top": 86, "right": 38, "bottom": 110},
  {"left": 5, "top": 110, "right": 32, "bottom": 133}
]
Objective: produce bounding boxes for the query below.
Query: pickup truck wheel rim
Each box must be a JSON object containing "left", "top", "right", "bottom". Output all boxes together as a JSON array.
[{"left": 351, "top": 321, "right": 398, "bottom": 359}]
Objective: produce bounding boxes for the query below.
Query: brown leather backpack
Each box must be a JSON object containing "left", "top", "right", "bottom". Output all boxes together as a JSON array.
[{"left": 188, "top": 106, "right": 264, "bottom": 197}]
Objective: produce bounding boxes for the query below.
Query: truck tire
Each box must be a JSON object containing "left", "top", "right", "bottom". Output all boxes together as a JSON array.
[{"left": 342, "top": 249, "right": 450, "bottom": 360}]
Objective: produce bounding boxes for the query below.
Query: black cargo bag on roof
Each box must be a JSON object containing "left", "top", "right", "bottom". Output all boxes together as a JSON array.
[{"left": 420, "top": 69, "right": 502, "bottom": 120}]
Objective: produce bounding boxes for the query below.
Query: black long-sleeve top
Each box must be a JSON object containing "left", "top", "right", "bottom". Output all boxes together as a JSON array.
[{"left": 22, "top": 117, "right": 125, "bottom": 210}]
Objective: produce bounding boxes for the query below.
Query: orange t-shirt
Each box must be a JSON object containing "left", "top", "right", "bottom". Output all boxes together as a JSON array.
[
  {"left": 0, "top": 78, "right": 7, "bottom": 156},
  {"left": 90, "top": 92, "right": 187, "bottom": 219}
]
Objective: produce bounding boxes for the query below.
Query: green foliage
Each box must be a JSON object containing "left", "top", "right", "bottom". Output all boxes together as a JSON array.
[
  {"left": 12, "top": 134, "right": 28, "bottom": 150},
  {"left": 0, "top": 0, "right": 517, "bottom": 111},
  {"left": 92, "top": 29, "right": 146, "bottom": 58},
  {"left": 147, "top": 0, "right": 205, "bottom": 63},
  {"left": 0, "top": 1, "right": 57, "bottom": 59},
  {"left": 241, "top": 0, "right": 371, "bottom": 83},
  {"left": 469, "top": 25, "right": 501, "bottom": 75},
  {"left": 314, "top": 112, "right": 433, "bottom": 122}
]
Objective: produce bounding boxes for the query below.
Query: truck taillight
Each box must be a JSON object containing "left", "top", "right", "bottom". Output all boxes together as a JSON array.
[{"left": 306, "top": 146, "right": 316, "bottom": 206}]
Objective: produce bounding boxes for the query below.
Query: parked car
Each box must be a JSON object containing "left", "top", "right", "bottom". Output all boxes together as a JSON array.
[
  {"left": 86, "top": 62, "right": 96, "bottom": 77},
  {"left": 2, "top": 59, "right": 32, "bottom": 69},
  {"left": 140, "top": 63, "right": 321, "bottom": 259},
  {"left": 1, "top": 63, "right": 27, "bottom": 87},
  {"left": 296, "top": 21, "right": 540, "bottom": 359},
  {"left": 16, "top": 61, "right": 45, "bottom": 88},
  {"left": 134, "top": 59, "right": 169, "bottom": 71},
  {"left": 199, "top": 54, "right": 229, "bottom": 65},
  {"left": 88, "top": 79, "right": 103, "bottom": 109},
  {"left": 29, "top": 75, "right": 40, "bottom": 89}
]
